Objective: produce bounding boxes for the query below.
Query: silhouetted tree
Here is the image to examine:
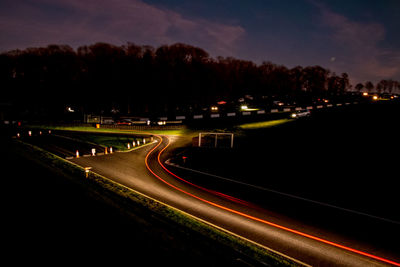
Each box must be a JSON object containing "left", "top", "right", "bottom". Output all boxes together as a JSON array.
[
  {"left": 365, "top": 81, "right": 374, "bottom": 93},
  {"left": 355, "top": 83, "right": 364, "bottom": 92},
  {"left": 376, "top": 80, "right": 388, "bottom": 93},
  {"left": 3, "top": 41, "right": 392, "bottom": 121}
]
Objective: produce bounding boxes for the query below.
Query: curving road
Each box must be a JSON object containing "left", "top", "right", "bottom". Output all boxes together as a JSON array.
[{"left": 70, "top": 134, "right": 399, "bottom": 267}]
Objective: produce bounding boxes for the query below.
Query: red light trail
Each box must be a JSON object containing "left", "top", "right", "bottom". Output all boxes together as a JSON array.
[{"left": 145, "top": 135, "right": 400, "bottom": 267}]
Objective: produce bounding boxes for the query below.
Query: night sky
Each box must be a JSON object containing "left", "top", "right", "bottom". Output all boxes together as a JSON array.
[{"left": 1, "top": 0, "right": 399, "bottom": 84}]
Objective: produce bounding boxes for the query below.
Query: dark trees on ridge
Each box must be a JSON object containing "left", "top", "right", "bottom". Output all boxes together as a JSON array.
[{"left": 1, "top": 42, "right": 387, "bottom": 120}]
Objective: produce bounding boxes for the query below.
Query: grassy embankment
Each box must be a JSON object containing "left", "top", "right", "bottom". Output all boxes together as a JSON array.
[
  {"left": 29, "top": 124, "right": 195, "bottom": 137},
  {"left": 237, "top": 119, "right": 292, "bottom": 130},
  {"left": 25, "top": 124, "right": 197, "bottom": 154}
]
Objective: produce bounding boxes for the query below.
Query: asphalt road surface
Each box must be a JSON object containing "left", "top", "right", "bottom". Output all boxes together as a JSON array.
[{"left": 70, "top": 135, "right": 399, "bottom": 267}]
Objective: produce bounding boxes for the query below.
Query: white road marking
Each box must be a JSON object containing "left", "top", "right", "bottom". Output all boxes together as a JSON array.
[{"left": 166, "top": 161, "right": 400, "bottom": 225}]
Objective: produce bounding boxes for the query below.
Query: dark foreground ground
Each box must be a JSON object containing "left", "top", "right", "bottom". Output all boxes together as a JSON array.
[{"left": 1, "top": 138, "right": 264, "bottom": 266}]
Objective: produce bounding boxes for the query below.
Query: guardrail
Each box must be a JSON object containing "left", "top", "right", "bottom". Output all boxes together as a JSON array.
[{"left": 178, "top": 101, "right": 359, "bottom": 121}]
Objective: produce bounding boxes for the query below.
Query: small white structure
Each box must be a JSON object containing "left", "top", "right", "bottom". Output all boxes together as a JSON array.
[{"left": 198, "top": 132, "right": 234, "bottom": 148}]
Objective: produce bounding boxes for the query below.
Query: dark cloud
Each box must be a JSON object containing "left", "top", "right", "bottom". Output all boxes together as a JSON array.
[
  {"left": 1, "top": 0, "right": 399, "bottom": 84},
  {"left": 0, "top": 0, "right": 245, "bottom": 56},
  {"left": 315, "top": 2, "right": 400, "bottom": 83}
]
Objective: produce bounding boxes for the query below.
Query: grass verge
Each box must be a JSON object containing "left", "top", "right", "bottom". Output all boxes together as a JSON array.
[
  {"left": 237, "top": 119, "right": 293, "bottom": 130},
  {"left": 13, "top": 139, "right": 306, "bottom": 267},
  {"left": 27, "top": 124, "right": 197, "bottom": 137}
]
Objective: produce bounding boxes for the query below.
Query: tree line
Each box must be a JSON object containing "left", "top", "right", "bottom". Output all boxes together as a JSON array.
[
  {"left": 355, "top": 80, "right": 399, "bottom": 94},
  {"left": 1, "top": 42, "right": 397, "bottom": 118}
]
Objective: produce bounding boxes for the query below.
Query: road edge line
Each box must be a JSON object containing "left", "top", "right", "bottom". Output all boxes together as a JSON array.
[{"left": 165, "top": 160, "right": 400, "bottom": 225}]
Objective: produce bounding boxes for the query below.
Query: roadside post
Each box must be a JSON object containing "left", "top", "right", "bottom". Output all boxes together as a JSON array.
[
  {"left": 198, "top": 133, "right": 202, "bottom": 147},
  {"left": 84, "top": 167, "right": 92, "bottom": 178}
]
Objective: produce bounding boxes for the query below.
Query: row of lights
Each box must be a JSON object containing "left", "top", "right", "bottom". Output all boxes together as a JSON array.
[
  {"left": 16, "top": 130, "right": 52, "bottom": 138},
  {"left": 81, "top": 137, "right": 152, "bottom": 177},
  {"left": 362, "top": 92, "right": 378, "bottom": 100},
  {"left": 211, "top": 105, "right": 258, "bottom": 112},
  {"left": 362, "top": 92, "right": 398, "bottom": 100},
  {"left": 18, "top": 130, "right": 151, "bottom": 157},
  {"left": 75, "top": 146, "right": 114, "bottom": 158},
  {"left": 76, "top": 137, "right": 151, "bottom": 157},
  {"left": 127, "top": 137, "right": 153, "bottom": 149}
]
